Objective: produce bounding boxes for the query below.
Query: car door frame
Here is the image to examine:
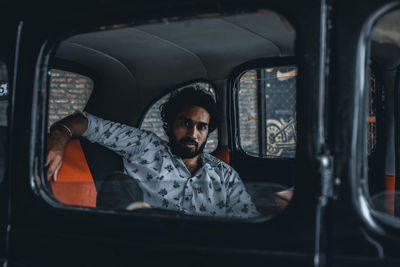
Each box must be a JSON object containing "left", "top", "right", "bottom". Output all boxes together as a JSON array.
[
  {"left": 0, "top": 11, "right": 24, "bottom": 264},
  {"left": 7, "top": 0, "right": 328, "bottom": 266},
  {"left": 328, "top": 0, "right": 400, "bottom": 265}
]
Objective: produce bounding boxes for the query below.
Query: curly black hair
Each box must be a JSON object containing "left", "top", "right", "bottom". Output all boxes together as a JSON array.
[{"left": 160, "top": 86, "right": 218, "bottom": 134}]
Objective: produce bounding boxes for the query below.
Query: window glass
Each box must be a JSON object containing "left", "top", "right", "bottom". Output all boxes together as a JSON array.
[
  {"left": 238, "top": 65, "right": 297, "bottom": 158},
  {"left": 140, "top": 83, "right": 218, "bottom": 153},
  {"left": 367, "top": 8, "right": 400, "bottom": 218}
]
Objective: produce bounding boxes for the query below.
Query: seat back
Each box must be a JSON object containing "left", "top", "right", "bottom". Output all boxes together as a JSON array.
[
  {"left": 51, "top": 139, "right": 97, "bottom": 207},
  {"left": 51, "top": 138, "right": 123, "bottom": 207}
]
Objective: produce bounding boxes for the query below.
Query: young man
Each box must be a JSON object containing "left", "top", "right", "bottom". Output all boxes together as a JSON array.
[{"left": 47, "top": 87, "right": 259, "bottom": 218}]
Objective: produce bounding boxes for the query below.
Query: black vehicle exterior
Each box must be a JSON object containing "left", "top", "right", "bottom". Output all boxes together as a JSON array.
[{"left": 1, "top": 0, "right": 400, "bottom": 266}]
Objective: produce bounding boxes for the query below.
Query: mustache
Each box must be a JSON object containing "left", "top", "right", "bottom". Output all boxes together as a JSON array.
[{"left": 180, "top": 137, "right": 198, "bottom": 147}]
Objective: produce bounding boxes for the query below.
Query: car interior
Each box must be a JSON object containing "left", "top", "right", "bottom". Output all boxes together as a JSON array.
[{"left": 45, "top": 10, "right": 297, "bottom": 218}]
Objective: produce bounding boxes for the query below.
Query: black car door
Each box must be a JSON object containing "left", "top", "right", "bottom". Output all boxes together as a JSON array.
[
  {"left": 6, "top": 0, "right": 328, "bottom": 266},
  {"left": 0, "top": 6, "right": 22, "bottom": 264},
  {"left": 328, "top": 0, "right": 400, "bottom": 266}
]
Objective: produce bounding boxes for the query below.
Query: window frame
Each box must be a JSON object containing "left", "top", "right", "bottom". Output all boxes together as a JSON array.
[
  {"left": 336, "top": 1, "right": 400, "bottom": 240},
  {"left": 365, "top": 5, "right": 400, "bottom": 234},
  {"left": 229, "top": 57, "right": 296, "bottom": 160},
  {"left": 227, "top": 57, "right": 297, "bottom": 187},
  {"left": 233, "top": 60, "right": 297, "bottom": 159},
  {"left": 1, "top": 0, "right": 334, "bottom": 264},
  {"left": 395, "top": 65, "right": 400, "bottom": 214},
  {"left": 33, "top": 30, "right": 280, "bottom": 223}
]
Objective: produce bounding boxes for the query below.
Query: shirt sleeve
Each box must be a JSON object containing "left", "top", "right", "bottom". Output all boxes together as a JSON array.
[
  {"left": 224, "top": 167, "right": 260, "bottom": 219},
  {"left": 81, "top": 112, "right": 156, "bottom": 157}
]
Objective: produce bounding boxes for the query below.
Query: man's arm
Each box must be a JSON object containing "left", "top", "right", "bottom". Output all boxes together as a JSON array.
[
  {"left": 224, "top": 168, "right": 260, "bottom": 218},
  {"left": 46, "top": 112, "right": 88, "bottom": 182}
]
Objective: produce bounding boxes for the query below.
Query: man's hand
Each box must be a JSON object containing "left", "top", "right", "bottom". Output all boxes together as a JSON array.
[
  {"left": 274, "top": 190, "right": 294, "bottom": 212},
  {"left": 46, "top": 128, "right": 70, "bottom": 181},
  {"left": 45, "top": 113, "right": 89, "bottom": 182}
]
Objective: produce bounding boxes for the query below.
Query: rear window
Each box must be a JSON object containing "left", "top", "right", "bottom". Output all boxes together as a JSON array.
[{"left": 238, "top": 65, "right": 297, "bottom": 158}]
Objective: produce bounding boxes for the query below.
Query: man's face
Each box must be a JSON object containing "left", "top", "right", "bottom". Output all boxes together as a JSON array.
[{"left": 168, "top": 104, "right": 210, "bottom": 159}]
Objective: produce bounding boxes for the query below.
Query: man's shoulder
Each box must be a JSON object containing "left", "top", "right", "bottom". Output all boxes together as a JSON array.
[{"left": 202, "top": 153, "right": 233, "bottom": 171}]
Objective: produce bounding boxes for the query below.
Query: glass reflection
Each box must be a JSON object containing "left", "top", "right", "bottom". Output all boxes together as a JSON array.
[{"left": 368, "top": 8, "right": 400, "bottom": 217}]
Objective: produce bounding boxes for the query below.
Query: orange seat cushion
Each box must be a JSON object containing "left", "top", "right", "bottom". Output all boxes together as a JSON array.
[
  {"left": 51, "top": 139, "right": 97, "bottom": 207},
  {"left": 385, "top": 175, "right": 396, "bottom": 216},
  {"left": 213, "top": 146, "right": 230, "bottom": 165}
]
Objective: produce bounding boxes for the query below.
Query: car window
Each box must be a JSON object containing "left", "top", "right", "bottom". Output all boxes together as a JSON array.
[
  {"left": 238, "top": 65, "right": 297, "bottom": 158},
  {"left": 367, "top": 8, "right": 400, "bottom": 219},
  {"left": 140, "top": 83, "right": 218, "bottom": 153},
  {"left": 40, "top": 10, "right": 296, "bottom": 220}
]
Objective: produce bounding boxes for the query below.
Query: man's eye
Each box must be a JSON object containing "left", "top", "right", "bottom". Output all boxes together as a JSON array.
[
  {"left": 183, "top": 121, "right": 191, "bottom": 127},
  {"left": 198, "top": 124, "right": 207, "bottom": 130}
]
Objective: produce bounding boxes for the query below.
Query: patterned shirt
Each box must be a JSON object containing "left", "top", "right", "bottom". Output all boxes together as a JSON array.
[{"left": 82, "top": 112, "right": 260, "bottom": 218}]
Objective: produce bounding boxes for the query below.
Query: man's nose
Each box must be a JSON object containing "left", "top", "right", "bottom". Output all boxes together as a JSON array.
[{"left": 187, "top": 125, "right": 198, "bottom": 138}]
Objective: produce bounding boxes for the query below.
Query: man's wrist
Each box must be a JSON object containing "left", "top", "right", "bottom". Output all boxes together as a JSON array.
[{"left": 50, "top": 123, "right": 73, "bottom": 140}]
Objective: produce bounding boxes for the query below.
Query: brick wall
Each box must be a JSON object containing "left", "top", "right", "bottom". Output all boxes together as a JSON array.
[
  {"left": 238, "top": 70, "right": 259, "bottom": 154},
  {"left": 0, "top": 68, "right": 95, "bottom": 128},
  {"left": 48, "top": 69, "right": 94, "bottom": 127}
]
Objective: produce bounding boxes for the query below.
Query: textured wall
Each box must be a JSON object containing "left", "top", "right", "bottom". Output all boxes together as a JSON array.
[
  {"left": 238, "top": 70, "right": 259, "bottom": 154},
  {"left": 48, "top": 69, "right": 94, "bottom": 127}
]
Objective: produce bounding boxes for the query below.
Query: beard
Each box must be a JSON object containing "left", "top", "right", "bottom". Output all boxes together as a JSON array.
[{"left": 168, "top": 133, "right": 207, "bottom": 159}]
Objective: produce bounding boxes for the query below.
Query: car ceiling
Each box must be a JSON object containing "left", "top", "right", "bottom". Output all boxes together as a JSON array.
[{"left": 53, "top": 11, "right": 295, "bottom": 125}]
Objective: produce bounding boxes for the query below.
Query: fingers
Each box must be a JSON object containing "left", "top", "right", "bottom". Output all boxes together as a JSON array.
[
  {"left": 278, "top": 190, "right": 294, "bottom": 201},
  {"left": 46, "top": 151, "right": 63, "bottom": 182},
  {"left": 54, "top": 165, "right": 61, "bottom": 182},
  {"left": 46, "top": 130, "right": 68, "bottom": 182}
]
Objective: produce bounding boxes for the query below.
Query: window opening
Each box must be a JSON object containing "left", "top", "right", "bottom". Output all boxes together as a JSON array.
[
  {"left": 368, "top": 8, "right": 400, "bottom": 220},
  {"left": 238, "top": 65, "right": 297, "bottom": 158},
  {"left": 40, "top": 10, "right": 296, "bottom": 220}
]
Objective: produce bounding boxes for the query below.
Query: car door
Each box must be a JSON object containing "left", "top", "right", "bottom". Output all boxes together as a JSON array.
[
  {"left": 6, "top": 0, "right": 329, "bottom": 266},
  {"left": 328, "top": 0, "right": 400, "bottom": 266},
  {"left": 0, "top": 6, "right": 23, "bottom": 264}
]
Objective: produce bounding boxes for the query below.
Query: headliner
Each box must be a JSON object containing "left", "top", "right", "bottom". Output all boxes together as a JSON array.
[{"left": 53, "top": 11, "right": 295, "bottom": 125}]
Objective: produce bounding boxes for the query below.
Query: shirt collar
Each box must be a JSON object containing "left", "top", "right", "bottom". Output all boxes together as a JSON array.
[{"left": 163, "top": 140, "right": 220, "bottom": 170}]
